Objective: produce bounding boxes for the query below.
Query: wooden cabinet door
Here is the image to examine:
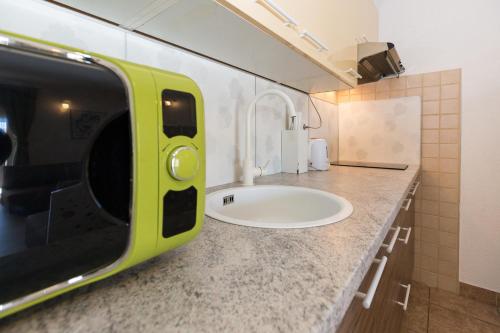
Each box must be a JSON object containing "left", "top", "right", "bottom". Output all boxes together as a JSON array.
[
  {"left": 217, "top": 0, "right": 379, "bottom": 87},
  {"left": 371, "top": 210, "right": 405, "bottom": 333},
  {"left": 337, "top": 249, "right": 392, "bottom": 332},
  {"left": 338, "top": 179, "right": 419, "bottom": 332},
  {"left": 337, "top": 216, "right": 402, "bottom": 333},
  {"left": 268, "top": 0, "right": 379, "bottom": 80}
]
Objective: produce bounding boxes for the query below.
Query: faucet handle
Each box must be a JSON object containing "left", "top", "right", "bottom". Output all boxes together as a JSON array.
[
  {"left": 257, "top": 160, "right": 271, "bottom": 176},
  {"left": 256, "top": 160, "right": 271, "bottom": 176},
  {"left": 261, "top": 159, "right": 270, "bottom": 170}
]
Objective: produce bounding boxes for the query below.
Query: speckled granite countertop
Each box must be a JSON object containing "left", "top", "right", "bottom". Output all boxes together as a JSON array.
[{"left": 0, "top": 165, "right": 419, "bottom": 333}]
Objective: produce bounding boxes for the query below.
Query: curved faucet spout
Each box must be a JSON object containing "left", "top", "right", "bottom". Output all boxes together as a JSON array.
[{"left": 243, "top": 89, "right": 297, "bottom": 186}]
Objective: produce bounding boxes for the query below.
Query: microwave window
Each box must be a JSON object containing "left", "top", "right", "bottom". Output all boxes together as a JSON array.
[{"left": 0, "top": 45, "right": 131, "bottom": 304}]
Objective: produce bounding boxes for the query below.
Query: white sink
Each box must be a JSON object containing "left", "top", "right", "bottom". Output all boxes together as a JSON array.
[{"left": 205, "top": 185, "right": 353, "bottom": 228}]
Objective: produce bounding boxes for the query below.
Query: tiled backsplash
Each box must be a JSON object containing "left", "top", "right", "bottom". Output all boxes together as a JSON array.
[
  {"left": 338, "top": 97, "right": 421, "bottom": 165},
  {"left": 1, "top": 0, "right": 317, "bottom": 188},
  {"left": 126, "top": 34, "right": 311, "bottom": 187},
  {"left": 338, "top": 69, "right": 462, "bottom": 293}
]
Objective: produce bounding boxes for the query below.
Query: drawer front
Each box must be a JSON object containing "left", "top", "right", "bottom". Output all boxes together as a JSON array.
[{"left": 338, "top": 177, "right": 419, "bottom": 332}]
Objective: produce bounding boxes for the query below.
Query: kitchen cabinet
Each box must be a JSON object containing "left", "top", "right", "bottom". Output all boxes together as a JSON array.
[
  {"left": 337, "top": 177, "right": 418, "bottom": 333},
  {"left": 217, "top": 0, "right": 379, "bottom": 88},
  {"left": 51, "top": 0, "right": 350, "bottom": 93}
]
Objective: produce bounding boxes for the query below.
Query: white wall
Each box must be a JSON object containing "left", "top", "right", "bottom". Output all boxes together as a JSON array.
[
  {"left": 0, "top": 0, "right": 312, "bottom": 188},
  {"left": 376, "top": 0, "right": 500, "bottom": 292}
]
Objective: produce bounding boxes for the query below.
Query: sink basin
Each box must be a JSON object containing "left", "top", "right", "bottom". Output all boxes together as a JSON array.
[{"left": 205, "top": 185, "right": 353, "bottom": 228}]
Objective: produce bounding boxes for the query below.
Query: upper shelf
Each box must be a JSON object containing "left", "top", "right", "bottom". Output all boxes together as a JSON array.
[{"left": 53, "top": 0, "right": 355, "bottom": 93}]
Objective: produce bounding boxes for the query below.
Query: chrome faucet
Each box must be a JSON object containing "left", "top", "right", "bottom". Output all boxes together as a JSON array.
[{"left": 242, "top": 89, "right": 297, "bottom": 186}]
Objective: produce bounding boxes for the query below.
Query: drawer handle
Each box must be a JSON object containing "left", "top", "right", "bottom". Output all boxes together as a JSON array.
[
  {"left": 355, "top": 256, "right": 388, "bottom": 309},
  {"left": 398, "top": 227, "right": 412, "bottom": 244},
  {"left": 410, "top": 181, "right": 420, "bottom": 196},
  {"left": 254, "top": 0, "right": 298, "bottom": 27},
  {"left": 299, "top": 30, "right": 329, "bottom": 51},
  {"left": 381, "top": 226, "right": 400, "bottom": 253},
  {"left": 401, "top": 198, "right": 412, "bottom": 211},
  {"left": 396, "top": 283, "right": 411, "bottom": 311}
]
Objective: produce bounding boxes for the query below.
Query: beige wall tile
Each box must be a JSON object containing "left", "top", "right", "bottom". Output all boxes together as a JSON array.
[
  {"left": 438, "top": 275, "right": 460, "bottom": 293},
  {"left": 414, "top": 225, "right": 422, "bottom": 240},
  {"left": 337, "top": 90, "right": 350, "bottom": 97},
  {"left": 422, "top": 157, "right": 440, "bottom": 171},
  {"left": 415, "top": 69, "right": 462, "bottom": 292},
  {"left": 423, "top": 115, "right": 440, "bottom": 129},
  {"left": 375, "top": 91, "right": 389, "bottom": 100},
  {"left": 440, "top": 114, "right": 460, "bottom": 129},
  {"left": 440, "top": 158, "right": 459, "bottom": 173},
  {"left": 415, "top": 211, "right": 422, "bottom": 225},
  {"left": 440, "top": 173, "right": 459, "bottom": 188},
  {"left": 439, "top": 246, "right": 458, "bottom": 263},
  {"left": 440, "top": 217, "right": 459, "bottom": 234},
  {"left": 421, "top": 269, "right": 438, "bottom": 287},
  {"left": 423, "top": 86, "right": 441, "bottom": 101},
  {"left": 422, "top": 227, "right": 439, "bottom": 244},
  {"left": 389, "top": 77, "right": 406, "bottom": 90},
  {"left": 439, "top": 231, "right": 458, "bottom": 248},
  {"left": 312, "top": 91, "right": 337, "bottom": 104},
  {"left": 440, "top": 202, "right": 459, "bottom": 218},
  {"left": 350, "top": 94, "right": 361, "bottom": 102},
  {"left": 423, "top": 101, "right": 440, "bottom": 115},
  {"left": 406, "top": 87, "right": 422, "bottom": 97},
  {"left": 350, "top": 87, "right": 361, "bottom": 95},
  {"left": 376, "top": 79, "right": 390, "bottom": 92},
  {"left": 440, "top": 99, "right": 460, "bottom": 114},
  {"left": 422, "top": 242, "right": 439, "bottom": 258},
  {"left": 438, "top": 260, "right": 458, "bottom": 277},
  {"left": 423, "top": 130, "right": 440, "bottom": 143},
  {"left": 422, "top": 255, "right": 439, "bottom": 272},
  {"left": 415, "top": 238, "right": 422, "bottom": 253},
  {"left": 422, "top": 187, "right": 440, "bottom": 201},
  {"left": 422, "top": 213, "right": 439, "bottom": 229},
  {"left": 441, "top": 69, "right": 461, "bottom": 85},
  {"left": 360, "top": 83, "right": 376, "bottom": 94},
  {"left": 440, "top": 188, "right": 459, "bottom": 203},
  {"left": 441, "top": 84, "right": 460, "bottom": 99},
  {"left": 413, "top": 268, "right": 421, "bottom": 282},
  {"left": 423, "top": 72, "right": 441, "bottom": 87},
  {"left": 422, "top": 143, "right": 439, "bottom": 158},
  {"left": 440, "top": 144, "right": 459, "bottom": 158},
  {"left": 362, "top": 93, "right": 375, "bottom": 100},
  {"left": 439, "top": 129, "right": 459, "bottom": 144},
  {"left": 390, "top": 89, "right": 405, "bottom": 98},
  {"left": 338, "top": 95, "right": 350, "bottom": 103},
  {"left": 422, "top": 172, "right": 440, "bottom": 186},
  {"left": 407, "top": 74, "right": 423, "bottom": 88},
  {"left": 422, "top": 199, "right": 440, "bottom": 215},
  {"left": 415, "top": 253, "right": 422, "bottom": 267}
]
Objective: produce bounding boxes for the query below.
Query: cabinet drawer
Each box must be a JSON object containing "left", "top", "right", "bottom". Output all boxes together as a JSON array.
[{"left": 338, "top": 181, "right": 417, "bottom": 332}]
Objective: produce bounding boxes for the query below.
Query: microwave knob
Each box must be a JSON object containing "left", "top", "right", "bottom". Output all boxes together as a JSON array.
[{"left": 167, "top": 146, "right": 199, "bottom": 181}]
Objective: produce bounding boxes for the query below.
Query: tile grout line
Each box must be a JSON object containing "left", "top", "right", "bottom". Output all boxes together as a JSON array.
[{"left": 430, "top": 303, "right": 500, "bottom": 329}]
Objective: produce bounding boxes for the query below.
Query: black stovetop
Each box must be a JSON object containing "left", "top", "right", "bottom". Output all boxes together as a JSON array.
[{"left": 331, "top": 160, "right": 409, "bottom": 170}]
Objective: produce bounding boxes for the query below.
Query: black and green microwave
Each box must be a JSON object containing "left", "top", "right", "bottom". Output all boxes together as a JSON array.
[{"left": 0, "top": 31, "right": 205, "bottom": 317}]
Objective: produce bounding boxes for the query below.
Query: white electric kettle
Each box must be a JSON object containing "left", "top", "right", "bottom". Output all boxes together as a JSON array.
[{"left": 309, "top": 138, "right": 330, "bottom": 171}]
